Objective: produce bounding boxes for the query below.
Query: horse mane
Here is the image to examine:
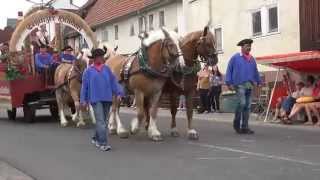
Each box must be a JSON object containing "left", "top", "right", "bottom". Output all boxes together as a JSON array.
[{"left": 180, "top": 31, "right": 203, "bottom": 48}]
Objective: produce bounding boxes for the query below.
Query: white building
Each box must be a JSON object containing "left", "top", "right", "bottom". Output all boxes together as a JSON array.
[
  {"left": 183, "top": 0, "right": 300, "bottom": 77},
  {"left": 83, "top": 0, "right": 183, "bottom": 54}
]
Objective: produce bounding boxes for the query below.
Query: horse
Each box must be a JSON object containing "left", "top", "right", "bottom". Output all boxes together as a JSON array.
[
  {"left": 54, "top": 56, "right": 88, "bottom": 127},
  {"left": 159, "top": 25, "right": 219, "bottom": 140},
  {"left": 106, "top": 27, "right": 185, "bottom": 141}
]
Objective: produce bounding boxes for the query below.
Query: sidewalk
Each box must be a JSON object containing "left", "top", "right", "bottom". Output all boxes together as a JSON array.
[
  {"left": 121, "top": 107, "right": 320, "bottom": 132},
  {"left": 0, "top": 160, "right": 34, "bottom": 180}
]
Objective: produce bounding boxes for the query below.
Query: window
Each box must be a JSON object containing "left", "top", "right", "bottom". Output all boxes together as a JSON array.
[
  {"left": 130, "top": 23, "right": 135, "bottom": 36},
  {"left": 114, "top": 25, "right": 118, "bottom": 40},
  {"left": 268, "top": 7, "right": 278, "bottom": 32},
  {"left": 101, "top": 28, "right": 108, "bottom": 41},
  {"left": 252, "top": 11, "right": 262, "bottom": 36},
  {"left": 139, "top": 17, "right": 144, "bottom": 33},
  {"left": 159, "top": 11, "right": 165, "bottom": 27},
  {"left": 149, "top": 14, "right": 154, "bottom": 31},
  {"left": 214, "top": 27, "right": 223, "bottom": 52}
]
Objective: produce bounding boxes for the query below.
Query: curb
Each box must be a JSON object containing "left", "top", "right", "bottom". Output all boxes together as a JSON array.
[
  {"left": 120, "top": 107, "right": 320, "bottom": 132},
  {"left": 0, "top": 160, "right": 35, "bottom": 180}
]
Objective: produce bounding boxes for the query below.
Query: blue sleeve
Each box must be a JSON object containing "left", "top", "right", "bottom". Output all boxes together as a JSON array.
[
  {"left": 35, "top": 54, "right": 46, "bottom": 68},
  {"left": 225, "top": 56, "right": 235, "bottom": 85},
  {"left": 107, "top": 67, "right": 125, "bottom": 97},
  {"left": 80, "top": 69, "right": 89, "bottom": 104},
  {"left": 253, "top": 60, "right": 261, "bottom": 84}
]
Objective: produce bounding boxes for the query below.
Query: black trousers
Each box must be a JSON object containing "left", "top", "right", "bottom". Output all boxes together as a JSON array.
[
  {"left": 199, "top": 89, "right": 210, "bottom": 112},
  {"left": 209, "top": 86, "right": 222, "bottom": 111}
]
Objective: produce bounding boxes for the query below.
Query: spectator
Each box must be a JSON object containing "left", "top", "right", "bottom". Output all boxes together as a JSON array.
[
  {"left": 178, "top": 95, "right": 186, "bottom": 110},
  {"left": 287, "top": 75, "right": 315, "bottom": 123},
  {"left": 277, "top": 82, "right": 305, "bottom": 124},
  {"left": 225, "top": 39, "right": 261, "bottom": 134},
  {"left": 209, "top": 65, "right": 223, "bottom": 113},
  {"left": 197, "top": 65, "right": 211, "bottom": 113}
]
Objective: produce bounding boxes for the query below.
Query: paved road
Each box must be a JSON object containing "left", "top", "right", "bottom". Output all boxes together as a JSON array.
[{"left": 0, "top": 108, "right": 320, "bottom": 180}]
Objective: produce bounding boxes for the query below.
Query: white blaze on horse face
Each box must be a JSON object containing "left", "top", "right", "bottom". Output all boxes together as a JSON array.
[{"left": 168, "top": 30, "right": 185, "bottom": 67}]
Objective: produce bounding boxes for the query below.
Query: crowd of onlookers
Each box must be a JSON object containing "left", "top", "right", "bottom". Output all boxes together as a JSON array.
[
  {"left": 273, "top": 75, "right": 320, "bottom": 126},
  {"left": 176, "top": 64, "right": 223, "bottom": 113}
]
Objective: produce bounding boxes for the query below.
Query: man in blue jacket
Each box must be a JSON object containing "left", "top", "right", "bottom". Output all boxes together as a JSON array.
[
  {"left": 61, "top": 45, "right": 76, "bottom": 63},
  {"left": 80, "top": 48, "right": 123, "bottom": 151},
  {"left": 225, "top": 39, "right": 261, "bottom": 134},
  {"left": 35, "top": 45, "right": 52, "bottom": 73}
]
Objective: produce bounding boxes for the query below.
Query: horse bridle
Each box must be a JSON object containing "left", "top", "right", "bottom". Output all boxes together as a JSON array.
[
  {"left": 196, "top": 36, "right": 218, "bottom": 64},
  {"left": 68, "top": 64, "right": 83, "bottom": 83},
  {"left": 160, "top": 38, "right": 183, "bottom": 69}
]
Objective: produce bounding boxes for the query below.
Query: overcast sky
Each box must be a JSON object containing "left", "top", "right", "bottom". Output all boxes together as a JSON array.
[{"left": 0, "top": 0, "right": 88, "bottom": 29}]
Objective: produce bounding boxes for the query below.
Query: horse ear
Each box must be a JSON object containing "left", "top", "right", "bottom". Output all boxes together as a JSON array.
[
  {"left": 161, "top": 27, "right": 170, "bottom": 39},
  {"left": 203, "top": 26, "right": 209, "bottom": 37},
  {"left": 114, "top": 45, "right": 118, "bottom": 52},
  {"left": 103, "top": 46, "right": 108, "bottom": 53}
]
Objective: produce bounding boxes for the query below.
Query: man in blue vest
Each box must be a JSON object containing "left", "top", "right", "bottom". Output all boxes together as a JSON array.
[
  {"left": 80, "top": 48, "right": 124, "bottom": 151},
  {"left": 225, "top": 39, "right": 261, "bottom": 135},
  {"left": 35, "top": 45, "right": 52, "bottom": 73},
  {"left": 61, "top": 45, "right": 76, "bottom": 63}
]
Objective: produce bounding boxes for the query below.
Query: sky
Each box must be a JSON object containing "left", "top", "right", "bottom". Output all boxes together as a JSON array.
[{"left": 0, "top": 0, "right": 88, "bottom": 29}]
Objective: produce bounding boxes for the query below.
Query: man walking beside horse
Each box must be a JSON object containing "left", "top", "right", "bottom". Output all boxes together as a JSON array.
[{"left": 80, "top": 48, "right": 124, "bottom": 151}]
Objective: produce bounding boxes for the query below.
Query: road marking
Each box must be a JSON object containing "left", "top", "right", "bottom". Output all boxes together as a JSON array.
[
  {"left": 196, "top": 156, "right": 248, "bottom": 160},
  {"left": 240, "top": 139, "right": 256, "bottom": 143},
  {"left": 302, "top": 145, "right": 320, "bottom": 148},
  {"left": 189, "top": 142, "right": 320, "bottom": 166}
]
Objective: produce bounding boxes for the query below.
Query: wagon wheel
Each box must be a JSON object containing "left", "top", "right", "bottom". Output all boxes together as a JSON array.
[
  {"left": 49, "top": 104, "right": 59, "bottom": 120},
  {"left": 23, "top": 105, "right": 35, "bottom": 123},
  {"left": 7, "top": 108, "right": 17, "bottom": 120}
]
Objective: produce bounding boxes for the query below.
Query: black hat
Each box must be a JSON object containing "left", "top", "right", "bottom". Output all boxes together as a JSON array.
[
  {"left": 40, "top": 44, "right": 48, "bottom": 49},
  {"left": 237, "top": 39, "right": 253, "bottom": 46},
  {"left": 62, "top": 45, "right": 73, "bottom": 51},
  {"left": 88, "top": 48, "right": 106, "bottom": 59}
]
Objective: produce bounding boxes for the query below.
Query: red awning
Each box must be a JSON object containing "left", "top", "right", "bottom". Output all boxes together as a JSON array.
[{"left": 256, "top": 51, "right": 320, "bottom": 73}]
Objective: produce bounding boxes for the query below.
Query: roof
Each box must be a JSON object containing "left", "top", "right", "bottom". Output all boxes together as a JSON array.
[
  {"left": 85, "top": 0, "right": 161, "bottom": 27},
  {"left": 256, "top": 51, "right": 320, "bottom": 73},
  {"left": 0, "top": 27, "right": 14, "bottom": 44}
]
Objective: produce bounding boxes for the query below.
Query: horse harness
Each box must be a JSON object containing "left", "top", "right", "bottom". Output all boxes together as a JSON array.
[
  {"left": 53, "top": 64, "right": 82, "bottom": 91},
  {"left": 120, "top": 38, "right": 179, "bottom": 83}
]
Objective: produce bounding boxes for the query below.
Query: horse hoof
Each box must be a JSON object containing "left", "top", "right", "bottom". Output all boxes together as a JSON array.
[
  {"left": 170, "top": 131, "right": 180, "bottom": 137},
  {"left": 61, "top": 122, "right": 68, "bottom": 127},
  {"left": 118, "top": 131, "right": 129, "bottom": 139},
  {"left": 150, "top": 135, "right": 163, "bottom": 142},
  {"left": 109, "top": 129, "right": 117, "bottom": 135},
  {"left": 131, "top": 128, "right": 140, "bottom": 135},
  {"left": 76, "top": 122, "right": 86, "bottom": 128},
  {"left": 188, "top": 129, "right": 199, "bottom": 140}
]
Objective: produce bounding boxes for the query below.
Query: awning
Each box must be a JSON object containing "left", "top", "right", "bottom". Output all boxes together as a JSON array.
[{"left": 256, "top": 51, "right": 320, "bottom": 73}]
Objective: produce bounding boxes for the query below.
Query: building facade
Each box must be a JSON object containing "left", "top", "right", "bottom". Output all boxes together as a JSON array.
[
  {"left": 183, "top": 0, "right": 300, "bottom": 73},
  {"left": 83, "top": 0, "right": 183, "bottom": 54}
]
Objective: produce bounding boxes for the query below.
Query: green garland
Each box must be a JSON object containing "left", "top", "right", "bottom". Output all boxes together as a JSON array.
[
  {"left": 5, "top": 66, "right": 23, "bottom": 81},
  {"left": 177, "top": 60, "right": 201, "bottom": 76}
]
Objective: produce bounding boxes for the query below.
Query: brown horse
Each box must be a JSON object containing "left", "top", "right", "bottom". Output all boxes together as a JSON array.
[
  {"left": 161, "top": 26, "right": 219, "bottom": 140},
  {"left": 54, "top": 58, "right": 88, "bottom": 127},
  {"left": 106, "top": 28, "right": 184, "bottom": 141}
]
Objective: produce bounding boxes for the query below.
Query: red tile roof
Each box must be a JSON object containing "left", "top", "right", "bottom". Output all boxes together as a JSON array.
[
  {"left": 0, "top": 27, "right": 14, "bottom": 44},
  {"left": 85, "top": 0, "right": 160, "bottom": 27}
]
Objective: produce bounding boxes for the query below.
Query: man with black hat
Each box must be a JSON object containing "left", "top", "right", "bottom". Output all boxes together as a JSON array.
[
  {"left": 80, "top": 48, "right": 124, "bottom": 151},
  {"left": 60, "top": 45, "right": 76, "bottom": 63},
  {"left": 35, "top": 45, "right": 53, "bottom": 73},
  {"left": 225, "top": 39, "right": 261, "bottom": 134}
]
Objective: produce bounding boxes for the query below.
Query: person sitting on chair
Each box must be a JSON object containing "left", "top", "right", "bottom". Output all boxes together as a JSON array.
[
  {"left": 287, "top": 75, "right": 315, "bottom": 123},
  {"left": 60, "top": 46, "right": 76, "bottom": 64},
  {"left": 35, "top": 45, "right": 52, "bottom": 73}
]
